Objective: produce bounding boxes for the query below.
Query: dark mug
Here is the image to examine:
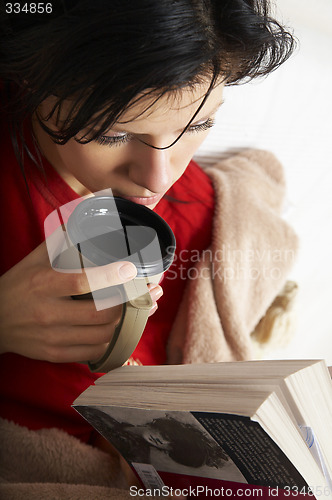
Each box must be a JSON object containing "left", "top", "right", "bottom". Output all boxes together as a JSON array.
[{"left": 45, "top": 193, "right": 176, "bottom": 372}]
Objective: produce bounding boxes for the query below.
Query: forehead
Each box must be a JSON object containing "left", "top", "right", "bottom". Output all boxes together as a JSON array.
[{"left": 116, "top": 81, "right": 224, "bottom": 130}]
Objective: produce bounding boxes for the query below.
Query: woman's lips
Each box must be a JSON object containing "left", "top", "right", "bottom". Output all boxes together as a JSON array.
[{"left": 117, "top": 193, "right": 164, "bottom": 206}]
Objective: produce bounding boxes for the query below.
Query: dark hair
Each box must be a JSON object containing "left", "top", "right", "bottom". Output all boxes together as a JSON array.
[
  {"left": 79, "top": 408, "right": 228, "bottom": 468},
  {"left": 0, "top": 0, "right": 295, "bottom": 153},
  {"left": 148, "top": 416, "right": 228, "bottom": 468}
]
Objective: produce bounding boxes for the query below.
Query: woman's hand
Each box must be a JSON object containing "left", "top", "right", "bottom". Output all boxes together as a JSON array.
[{"left": 0, "top": 240, "right": 163, "bottom": 363}]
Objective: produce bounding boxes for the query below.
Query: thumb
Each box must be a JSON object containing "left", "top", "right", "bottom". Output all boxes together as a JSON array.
[{"left": 84, "top": 260, "right": 138, "bottom": 292}]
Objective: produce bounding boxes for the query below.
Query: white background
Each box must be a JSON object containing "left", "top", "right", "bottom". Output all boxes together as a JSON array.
[{"left": 195, "top": 0, "right": 332, "bottom": 364}]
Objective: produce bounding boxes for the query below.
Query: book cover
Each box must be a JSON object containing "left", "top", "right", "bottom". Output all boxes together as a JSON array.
[{"left": 76, "top": 405, "right": 311, "bottom": 498}]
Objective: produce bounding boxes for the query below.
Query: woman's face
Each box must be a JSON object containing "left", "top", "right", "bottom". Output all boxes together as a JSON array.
[{"left": 34, "top": 82, "right": 224, "bottom": 209}]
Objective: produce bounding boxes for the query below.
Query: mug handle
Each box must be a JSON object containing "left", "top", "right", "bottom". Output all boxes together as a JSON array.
[
  {"left": 52, "top": 239, "right": 155, "bottom": 372},
  {"left": 88, "top": 279, "right": 153, "bottom": 372}
]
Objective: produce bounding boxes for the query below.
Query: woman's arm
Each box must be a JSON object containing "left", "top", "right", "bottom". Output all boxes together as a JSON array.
[{"left": 0, "top": 240, "right": 162, "bottom": 363}]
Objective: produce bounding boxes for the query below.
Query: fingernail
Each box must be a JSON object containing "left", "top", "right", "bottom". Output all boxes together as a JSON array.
[
  {"left": 119, "top": 263, "right": 137, "bottom": 280},
  {"left": 148, "top": 303, "right": 158, "bottom": 317},
  {"left": 149, "top": 285, "right": 163, "bottom": 301}
]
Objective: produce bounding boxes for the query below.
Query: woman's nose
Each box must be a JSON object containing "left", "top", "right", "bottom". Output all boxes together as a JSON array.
[{"left": 128, "top": 142, "right": 173, "bottom": 194}]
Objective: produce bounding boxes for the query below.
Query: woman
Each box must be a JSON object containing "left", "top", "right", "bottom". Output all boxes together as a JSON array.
[{"left": 0, "top": 0, "right": 297, "bottom": 496}]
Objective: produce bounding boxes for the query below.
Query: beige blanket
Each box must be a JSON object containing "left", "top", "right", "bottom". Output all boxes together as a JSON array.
[
  {"left": 167, "top": 148, "right": 298, "bottom": 364},
  {"left": 0, "top": 149, "right": 298, "bottom": 499}
]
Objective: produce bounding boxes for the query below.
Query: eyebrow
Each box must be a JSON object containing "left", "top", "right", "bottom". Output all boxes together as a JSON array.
[
  {"left": 110, "top": 98, "right": 225, "bottom": 136},
  {"left": 189, "top": 98, "right": 225, "bottom": 126}
]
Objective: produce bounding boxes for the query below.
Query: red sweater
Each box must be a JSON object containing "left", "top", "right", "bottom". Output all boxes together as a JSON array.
[{"left": 0, "top": 121, "right": 215, "bottom": 442}]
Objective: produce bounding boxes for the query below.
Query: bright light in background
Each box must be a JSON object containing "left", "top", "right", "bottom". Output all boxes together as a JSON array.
[{"left": 195, "top": 0, "right": 332, "bottom": 364}]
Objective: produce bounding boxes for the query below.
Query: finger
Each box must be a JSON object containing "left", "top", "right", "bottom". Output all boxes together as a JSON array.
[
  {"left": 47, "top": 323, "right": 120, "bottom": 347},
  {"left": 45, "top": 260, "right": 137, "bottom": 296},
  {"left": 148, "top": 303, "right": 158, "bottom": 317},
  {"left": 148, "top": 284, "right": 163, "bottom": 302},
  {"left": 41, "top": 342, "right": 110, "bottom": 364},
  {"left": 85, "top": 261, "right": 137, "bottom": 291},
  {"left": 56, "top": 298, "right": 123, "bottom": 326}
]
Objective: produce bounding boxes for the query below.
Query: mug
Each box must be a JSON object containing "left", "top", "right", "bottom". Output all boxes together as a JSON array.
[{"left": 47, "top": 193, "right": 176, "bottom": 372}]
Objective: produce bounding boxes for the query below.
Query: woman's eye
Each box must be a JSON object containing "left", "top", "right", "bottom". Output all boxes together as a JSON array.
[
  {"left": 95, "top": 117, "right": 215, "bottom": 148},
  {"left": 95, "top": 132, "right": 131, "bottom": 147},
  {"left": 186, "top": 117, "right": 216, "bottom": 134}
]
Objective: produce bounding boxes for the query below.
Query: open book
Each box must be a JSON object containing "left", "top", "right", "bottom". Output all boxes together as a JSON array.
[{"left": 73, "top": 359, "right": 332, "bottom": 498}]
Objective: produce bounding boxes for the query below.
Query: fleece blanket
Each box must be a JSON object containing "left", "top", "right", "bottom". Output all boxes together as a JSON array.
[
  {"left": 167, "top": 148, "right": 298, "bottom": 364},
  {"left": 0, "top": 149, "right": 299, "bottom": 499}
]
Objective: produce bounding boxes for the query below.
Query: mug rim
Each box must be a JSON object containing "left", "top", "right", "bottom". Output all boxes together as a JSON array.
[{"left": 66, "top": 195, "right": 176, "bottom": 277}]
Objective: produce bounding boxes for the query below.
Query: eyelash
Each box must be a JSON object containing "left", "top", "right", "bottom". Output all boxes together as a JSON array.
[{"left": 95, "top": 117, "right": 215, "bottom": 148}]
